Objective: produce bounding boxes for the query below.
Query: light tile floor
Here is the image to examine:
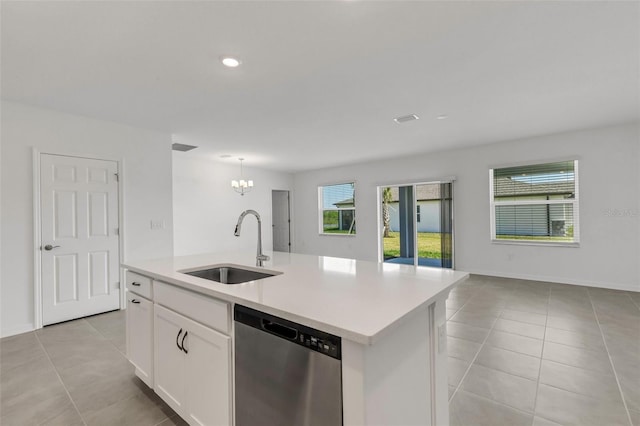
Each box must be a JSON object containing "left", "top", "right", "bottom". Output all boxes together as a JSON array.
[
  {"left": 0, "top": 310, "right": 186, "bottom": 426},
  {"left": 448, "top": 275, "right": 640, "bottom": 426},
  {"left": 1, "top": 275, "right": 638, "bottom": 426}
]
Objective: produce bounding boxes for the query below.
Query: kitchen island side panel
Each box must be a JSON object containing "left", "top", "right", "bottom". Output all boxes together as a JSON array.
[{"left": 342, "top": 297, "right": 449, "bottom": 425}]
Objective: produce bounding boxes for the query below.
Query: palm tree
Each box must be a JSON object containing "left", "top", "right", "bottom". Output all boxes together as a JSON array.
[{"left": 382, "top": 187, "right": 392, "bottom": 238}]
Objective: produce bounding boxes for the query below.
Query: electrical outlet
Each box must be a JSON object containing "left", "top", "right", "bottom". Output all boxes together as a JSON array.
[
  {"left": 438, "top": 323, "right": 446, "bottom": 354},
  {"left": 150, "top": 220, "right": 164, "bottom": 230}
]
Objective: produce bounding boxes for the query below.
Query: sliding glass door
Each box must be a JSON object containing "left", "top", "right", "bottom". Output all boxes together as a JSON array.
[{"left": 380, "top": 181, "right": 454, "bottom": 268}]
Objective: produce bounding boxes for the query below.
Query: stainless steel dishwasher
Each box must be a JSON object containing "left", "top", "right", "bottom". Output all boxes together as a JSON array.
[{"left": 234, "top": 305, "right": 342, "bottom": 426}]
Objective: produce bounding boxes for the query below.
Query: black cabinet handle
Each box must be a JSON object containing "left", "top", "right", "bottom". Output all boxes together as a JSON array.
[
  {"left": 131, "top": 282, "right": 141, "bottom": 286},
  {"left": 131, "top": 299, "right": 140, "bottom": 304},
  {"left": 176, "top": 328, "right": 183, "bottom": 351},
  {"left": 181, "top": 331, "right": 188, "bottom": 354}
]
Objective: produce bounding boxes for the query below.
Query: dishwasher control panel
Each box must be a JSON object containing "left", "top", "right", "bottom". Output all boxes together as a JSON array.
[
  {"left": 235, "top": 304, "right": 342, "bottom": 360},
  {"left": 298, "top": 333, "right": 339, "bottom": 358}
]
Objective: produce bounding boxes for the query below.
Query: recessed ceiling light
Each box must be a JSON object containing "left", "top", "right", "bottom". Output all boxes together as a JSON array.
[
  {"left": 219, "top": 154, "right": 232, "bottom": 158},
  {"left": 436, "top": 115, "right": 449, "bottom": 120},
  {"left": 393, "top": 114, "right": 419, "bottom": 124},
  {"left": 221, "top": 57, "right": 241, "bottom": 68}
]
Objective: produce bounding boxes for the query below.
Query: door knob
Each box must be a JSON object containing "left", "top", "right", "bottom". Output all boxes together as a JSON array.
[{"left": 43, "top": 244, "right": 60, "bottom": 251}]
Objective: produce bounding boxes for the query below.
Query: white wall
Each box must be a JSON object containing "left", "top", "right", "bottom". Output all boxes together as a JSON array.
[
  {"left": 293, "top": 123, "right": 640, "bottom": 291},
  {"left": 172, "top": 154, "right": 294, "bottom": 256},
  {"left": 1, "top": 101, "right": 174, "bottom": 337}
]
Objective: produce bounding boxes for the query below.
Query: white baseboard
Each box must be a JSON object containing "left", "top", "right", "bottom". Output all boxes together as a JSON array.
[
  {"left": 462, "top": 268, "right": 640, "bottom": 293},
  {"left": 1, "top": 323, "right": 36, "bottom": 339}
]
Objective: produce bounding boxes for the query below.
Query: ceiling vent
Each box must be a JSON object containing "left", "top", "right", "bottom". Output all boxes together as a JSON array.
[
  {"left": 393, "top": 114, "right": 419, "bottom": 124},
  {"left": 172, "top": 143, "right": 198, "bottom": 152}
]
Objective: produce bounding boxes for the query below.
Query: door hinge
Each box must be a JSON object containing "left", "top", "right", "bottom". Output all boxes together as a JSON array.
[
  {"left": 114, "top": 173, "right": 119, "bottom": 182},
  {"left": 115, "top": 227, "right": 119, "bottom": 235},
  {"left": 116, "top": 282, "right": 120, "bottom": 289}
]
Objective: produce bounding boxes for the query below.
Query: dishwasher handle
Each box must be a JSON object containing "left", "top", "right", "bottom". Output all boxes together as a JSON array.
[{"left": 261, "top": 319, "right": 298, "bottom": 340}]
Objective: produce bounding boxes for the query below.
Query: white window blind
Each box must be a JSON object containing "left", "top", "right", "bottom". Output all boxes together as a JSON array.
[
  {"left": 490, "top": 161, "right": 579, "bottom": 244},
  {"left": 318, "top": 183, "right": 356, "bottom": 235}
]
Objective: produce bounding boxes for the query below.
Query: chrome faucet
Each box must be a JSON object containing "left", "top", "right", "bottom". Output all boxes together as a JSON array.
[{"left": 234, "top": 210, "right": 270, "bottom": 267}]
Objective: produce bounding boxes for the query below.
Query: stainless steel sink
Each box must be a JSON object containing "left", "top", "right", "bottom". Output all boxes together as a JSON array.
[{"left": 182, "top": 265, "right": 281, "bottom": 284}]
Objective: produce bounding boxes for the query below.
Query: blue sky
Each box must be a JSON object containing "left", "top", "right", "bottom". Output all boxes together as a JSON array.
[
  {"left": 322, "top": 183, "right": 354, "bottom": 208},
  {"left": 511, "top": 172, "right": 575, "bottom": 184}
]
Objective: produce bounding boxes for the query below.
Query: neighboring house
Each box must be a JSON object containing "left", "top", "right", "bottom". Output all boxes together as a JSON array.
[
  {"left": 381, "top": 179, "right": 574, "bottom": 237},
  {"left": 331, "top": 198, "right": 356, "bottom": 232},
  {"left": 493, "top": 177, "right": 575, "bottom": 237},
  {"left": 385, "top": 185, "right": 442, "bottom": 233}
]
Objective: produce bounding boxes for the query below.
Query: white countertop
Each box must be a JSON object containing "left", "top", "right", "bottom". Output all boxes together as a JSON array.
[{"left": 123, "top": 251, "right": 468, "bottom": 345}]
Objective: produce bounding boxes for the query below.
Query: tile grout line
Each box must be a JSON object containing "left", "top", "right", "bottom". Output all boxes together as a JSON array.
[
  {"left": 33, "top": 331, "right": 89, "bottom": 426},
  {"left": 450, "top": 382, "right": 535, "bottom": 417},
  {"left": 83, "top": 317, "right": 126, "bottom": 355},
  {"left": 530, "top": 285, "right": 551, "bottom": 426},
  {"left": 447, "top": 284, "right": 486, "bottom": 403},
  {"left": 531, "top": 380, "right": 629, "bottom": 402},
  {"left": 481, "top": 322, "right": 545, "bottom": 341},
  {"left": 626, "top": 291, "right": 640, "bottom": 312},
  {"left": 153, "top": 413, "right": 183, "bottom": 426},
  {"left": 448, "top": 288, "right": 620, "bottom": 421},
  {"left": 448, "top": 282, "right": 514, "bottom": 405},
  {"left": 586, "top": 289, "right": 634, "bottom": 426},
  {"left": 83, "top": 316, "right": 175, "bottom": 425},
  {"left": 529, "top": 344, "right": 612, "bottom": 371},
  {"left": 447, "top": 351, "right": 539, "bottom": 384},
  {"left": 449, "top": 336, "right": 541, "bottom": 360},
  {"left": 451, "top": 343, "right": 616, "bottom": 389}
]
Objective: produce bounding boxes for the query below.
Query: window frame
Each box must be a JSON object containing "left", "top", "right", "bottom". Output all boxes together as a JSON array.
[
  {"left": 318, "top": 182, "right": 357, "bottom": 236},
  {"left": 489, "top": 160, "right": 580, "bottom": 247}
]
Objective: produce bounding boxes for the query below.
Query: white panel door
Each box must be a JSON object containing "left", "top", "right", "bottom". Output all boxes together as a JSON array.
[
  {"left": 40, "top": 154, "right": 120, "bottom": 325},
  {"left": 271, "top": 190, "right": 290, "bottom": 252}
]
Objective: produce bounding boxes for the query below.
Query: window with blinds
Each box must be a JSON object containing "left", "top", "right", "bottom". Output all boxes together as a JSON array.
[
  {"left": 490, "top": 161, "right": 579, "bottom": 244},
  {"left": 318, "top": 183, "right": 356, "bottom": 235}
]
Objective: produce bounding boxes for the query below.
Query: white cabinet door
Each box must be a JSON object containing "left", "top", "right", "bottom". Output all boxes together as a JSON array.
[
  {"left": 182, "top": 317, "right": 231, "bottom": 426},
  {"left": 154, "top": 305, "right": 187, "bottom": 415},
  {"left": 154, "top": 304, "right": 231, "bottom": 426},
  {"left": 126, "top": 295, "right": 153, "bottom": 387}
]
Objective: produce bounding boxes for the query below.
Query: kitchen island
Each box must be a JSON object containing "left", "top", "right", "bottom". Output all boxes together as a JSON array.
[{"left": 123, "top": 251, "right": 468, "bottom": 426}]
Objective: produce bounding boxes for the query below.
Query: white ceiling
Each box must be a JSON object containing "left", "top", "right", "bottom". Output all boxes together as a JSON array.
[{"left": 2, "top": 1, "right": 638, "bottom": 172}]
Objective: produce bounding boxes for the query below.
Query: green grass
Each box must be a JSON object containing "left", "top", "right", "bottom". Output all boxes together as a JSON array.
[
  {"left": 323, "top": 210, "right": 339, "bottom": 227},
  {"left": 383, "top": 232, "right": 442, "bottom": 259},
  {"left": 322, "top": 210, "right": 355, "bottom": 234}
]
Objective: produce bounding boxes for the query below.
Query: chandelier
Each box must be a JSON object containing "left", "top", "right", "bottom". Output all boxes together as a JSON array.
[{"left": 231, "top": 158, "right": 253, "bottom": 196}]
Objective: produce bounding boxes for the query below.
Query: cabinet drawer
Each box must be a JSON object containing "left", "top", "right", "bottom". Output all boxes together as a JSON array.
[
  {"left": 154, "top": 281, "right": 230, "bottom": 335},
  {"left": 126, "top": 270, "right": 152, "bottom": 299}
]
